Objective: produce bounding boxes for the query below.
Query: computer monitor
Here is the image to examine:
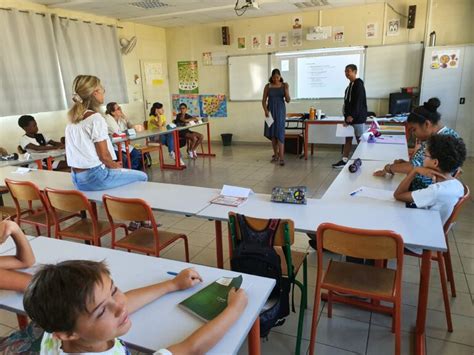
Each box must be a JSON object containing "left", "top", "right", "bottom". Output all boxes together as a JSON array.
[{"left": 389, "top": 93, "right": 412, "bottom": 115}]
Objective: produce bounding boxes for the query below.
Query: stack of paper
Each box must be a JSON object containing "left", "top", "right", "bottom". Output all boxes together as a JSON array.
[
  {"left": 349, "top": 186, "right": 395, "bottom": 201},
  {"left": 336, "top": 124, "right": 354, "bottom": 137},
  {"left": 210, "top": 185, "right": 254, "bottom": 207}
]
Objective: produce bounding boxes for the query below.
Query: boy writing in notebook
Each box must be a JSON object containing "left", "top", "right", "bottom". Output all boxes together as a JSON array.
[
  {"left": 24, "top": 260, "right": 247, "bottom": 354},
  {"left": 394, "top": 134, "right": 466, "bottom": 226}
]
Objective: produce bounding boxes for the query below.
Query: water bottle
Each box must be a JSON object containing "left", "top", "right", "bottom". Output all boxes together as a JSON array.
[{"left": 309, "top": 107, "right": 315, "bottom": 120}]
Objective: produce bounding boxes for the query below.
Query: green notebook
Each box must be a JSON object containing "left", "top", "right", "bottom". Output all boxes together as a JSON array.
[{"left": 179, "top": 275, "right": 243, "bottom": 322}]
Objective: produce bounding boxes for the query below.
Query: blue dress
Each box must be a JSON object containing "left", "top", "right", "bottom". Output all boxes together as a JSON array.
[{"left": 264, "top": 85, "right": 286, "bottom": 144}]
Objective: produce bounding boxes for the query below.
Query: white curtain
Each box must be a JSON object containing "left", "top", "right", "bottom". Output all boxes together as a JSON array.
[
  {"left": 0, "top": 10, "right": 66, "bottom": 116},
  {"left": 52, "top": 16, "right": 128, "bottom": 106}
]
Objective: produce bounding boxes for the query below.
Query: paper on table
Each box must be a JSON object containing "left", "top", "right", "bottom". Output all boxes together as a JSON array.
[
  {"left": 350, "top": 186, "right": 395, "bottom": 201},
  {"left": 221, "top": 185, "right": 254, "bottom": 198},
  {"left": 375, "top": 135, "right": 406, "bottom": 145},
  {"left": 265, "top": 112, "right": 274, "bottom": 128},
  {"left": 12, "top": 167, "right": 31, "bottom": 174},
  {"left": 336, "top": 124, "right": 354, "bottom": 137}
]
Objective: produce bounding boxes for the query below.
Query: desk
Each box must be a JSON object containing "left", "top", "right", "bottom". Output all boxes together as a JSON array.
[
  {"left": 0, "top": 237, "right": 275, "bottom": 354},
  {"left": 322, "top": 160, "right": 404, "bottom": 206},
  {"left": 352, "top": 141, "right": 409, "bottom": 161},
  {"left": 0, "top": 150, "right": 65, "bottom": 171}
]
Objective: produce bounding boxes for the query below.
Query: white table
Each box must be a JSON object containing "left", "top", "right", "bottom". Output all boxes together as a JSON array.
[
  {"left": 0, "top": 150, "right": 65, "bottom": 170},
  {"left": 322, "top": 160, "right": 405, "bottom": 206},
  {"left": 0, "top": 235, "right": 35, "bottom": 254},
  {"left": 0, "top": 237, "right": 274, "bottom": 354},
  {"left": 352, "top": 141, "right": 409, "bottom": 161}
]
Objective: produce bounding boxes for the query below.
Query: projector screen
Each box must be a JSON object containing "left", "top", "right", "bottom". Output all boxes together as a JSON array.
[{"left": 271, "top": 47, "right": 365, "bottom": 99}]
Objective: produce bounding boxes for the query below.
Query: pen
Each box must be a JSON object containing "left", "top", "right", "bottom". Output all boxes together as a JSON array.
[
  {"left": 167, "top": 271, "right": 178, "bottom": 276},
  {"left": 350, "top": 188, "right": 363, "bottom": 196}
]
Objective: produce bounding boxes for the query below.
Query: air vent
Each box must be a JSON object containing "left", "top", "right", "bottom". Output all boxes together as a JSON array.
[
  {"left": 129, "top": 1, "right": 170, "bottom": 9},
  {"left": 293, "top": 0, "right": 329, "bottom": 8}
]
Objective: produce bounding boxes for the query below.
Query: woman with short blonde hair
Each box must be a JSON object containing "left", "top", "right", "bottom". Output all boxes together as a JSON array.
[{"left": 65, "top": 75, "right": 147, "bottom": 191}]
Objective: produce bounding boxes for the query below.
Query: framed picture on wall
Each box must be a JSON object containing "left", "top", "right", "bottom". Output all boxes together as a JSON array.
[{"left": 237, "top": 36, "right": 246, "bottom": 50}]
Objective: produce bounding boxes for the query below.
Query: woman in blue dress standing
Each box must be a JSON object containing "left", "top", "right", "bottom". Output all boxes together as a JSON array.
[{"left": 262, "top": 69, "right": 291, "bottom": 166}]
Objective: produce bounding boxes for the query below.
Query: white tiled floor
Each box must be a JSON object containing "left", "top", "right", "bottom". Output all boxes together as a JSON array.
[{"left": 1, "top": 143, "right": 473, "bottom": 354}]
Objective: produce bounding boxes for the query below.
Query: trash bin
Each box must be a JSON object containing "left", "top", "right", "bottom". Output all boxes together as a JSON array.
[{"left": 221, "top": 133, "right": 233, "bottom": 146}]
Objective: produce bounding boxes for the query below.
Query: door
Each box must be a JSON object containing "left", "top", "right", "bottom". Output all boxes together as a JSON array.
[
  {"left": 140, "top": 60, "right": 171, "bottom": 123},
  {"left": 456, "top": 45, "right": 473, "bottom": 156}
]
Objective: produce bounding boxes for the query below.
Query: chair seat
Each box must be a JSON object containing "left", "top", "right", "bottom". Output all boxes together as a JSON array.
[
  {"left": 60, "top": 219, "right": 111, "bottom": 237},
  {"left": 323, "top": 260, "right": 396, "bottom": 298},
  {"left": 141, "top": 145, "right": 161, "bottom": 153},
  {"left": 275, "top": 248, "right": 307, "bottom": 277},
  {"left": 0, "top": 206, "right": 19, "bottom": 218},
  {"left": 22, "top": 210, "right": 76, "bottom": 226},
  {"left": 115, "top": 228, "right": 184, "bottom": 252}
]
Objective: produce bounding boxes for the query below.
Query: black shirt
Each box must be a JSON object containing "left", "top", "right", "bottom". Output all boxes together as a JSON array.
[{"left": 343, "top": 78, "right": 367, "bottom": 124}]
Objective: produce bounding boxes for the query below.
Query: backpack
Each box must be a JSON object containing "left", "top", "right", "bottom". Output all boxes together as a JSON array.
[{"left": 230, "top": 214, "right": 290, "bottom": 337}]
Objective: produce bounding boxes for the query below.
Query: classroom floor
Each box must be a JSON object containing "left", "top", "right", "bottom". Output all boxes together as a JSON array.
[{"left": 1, "top": 143, "right": 473, "bottom": 355}]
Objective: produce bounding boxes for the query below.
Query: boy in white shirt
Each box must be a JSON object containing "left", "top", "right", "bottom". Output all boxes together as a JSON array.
[
  {"left": 18, "top": 115, "right": 67, "bottom": 170},
  {"left": 23, "top": 260, "right": 247, "bottom": 355},
  {"left": 394, "top": 134, "right": 466, "bottom": 225}
]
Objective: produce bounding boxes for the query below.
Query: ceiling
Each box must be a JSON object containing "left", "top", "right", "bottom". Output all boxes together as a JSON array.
[{"left": 28, "top": 0, "right": 386, "bottom": 28}]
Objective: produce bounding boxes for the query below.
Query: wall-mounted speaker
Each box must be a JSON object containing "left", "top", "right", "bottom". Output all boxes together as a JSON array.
[
  {"left": 221, "top": 26, "right": 230, "bottom": 45},
  {"left": 407, "top": 5, "right": 416, "bottom": 29}
]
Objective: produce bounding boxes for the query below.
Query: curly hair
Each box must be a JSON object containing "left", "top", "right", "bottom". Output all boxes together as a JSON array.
[{"left": 426, "top": 134, "right": 466, "bottom": 173}]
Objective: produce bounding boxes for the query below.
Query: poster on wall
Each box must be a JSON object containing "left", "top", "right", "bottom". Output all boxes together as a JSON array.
[
  {"left": 292, "top": 16, "right": 302, "bottom": 29},
  {"left": 202, "top": 52, "right": 212, "bottom": 66},
  {"left": 251, "top": 35, "right": 261, "bottom": 49},
  {"left": 366, "top": 23, "right": 378, "bottom": 39},
  {"left": 333, "top": 26, "right": 344, "bottom": 42},
  {"left": 387, "top": 19, "right": 400, "bottom": 36},
  {"left": 279, "top": 32, "right": 289, "bottom": 47},
  {"left": 144, "top": 62, "right": 164, "bottom": 86},
  {"left": 178, "top": 61, "right": 199, "bottom": 94},
  {"left": 199, "top": 94, "right": 227, "bottom": 118},
  {"left": 292, "top": 29, "right": 302, "bottom": 46},
  {"left": 211, "top": 52, "right": 227, "bottom": 65},
  {"left": 265, "top": 33, "right": 275, "bottom": 48},
  {"left": 430, "top": 49, "right": 460, "bottom": 69},
  {"left": 306, "top": 26, "right": 331, "bottom": 41},
  {"left": 237, "top": 36, "right": 246, "bottom": 50},
  {"left": 171, "top": 94, "right": 200, "bottom": 116}
]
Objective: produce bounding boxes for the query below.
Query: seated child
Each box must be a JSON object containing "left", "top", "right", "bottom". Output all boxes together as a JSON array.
[
  {"left": 175, "top": 103, "right": 204, "bottom": 159},
  {"left": 394, "top": 134, "right": 466, "bottom": 227},
  {"left": 18, "top": 115, "right": 67, "bottom": 170},
  {"left": 23, "top": 260, "right": 248, "bottom": 354},
  {"left": 105, "top": 102, "right": 143, "bottom": 170},
  {"left": 148, "top": 102, "right": 185, "bottom": 166},
  {"left": 0, "top": 220, "right": 35, "bottom": 291}
]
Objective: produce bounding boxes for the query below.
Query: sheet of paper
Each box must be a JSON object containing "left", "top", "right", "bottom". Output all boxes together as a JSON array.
[
  {"left": 375, "top": 135, "right": 406, "bottom": 145},
  {"left": 350, "top": 186, "right": 395, "bottom": 201},
  {"left": 221, "top": 185, "right": 254, "bottom": 198},
  {"left": 265, "top": 112, "right": 274, "bottom": 128},
  {"left": 13, "top": 167, "right": 31, "bottom": 174},
  {"left": 335, "top": 124, "right": 354, "bottom": 137}
]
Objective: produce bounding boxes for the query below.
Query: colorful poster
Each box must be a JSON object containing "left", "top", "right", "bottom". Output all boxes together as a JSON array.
[
  {"left": 202, "top": 52, "right": 212, "bottom": 66},
  {"left": 292, "top": 28, "right": 302, "bottom": 46},
  {"left": 237, "top": 36, "right": 246, "bottom": 50},
  {"left": 387, "top": 19, "right": 400, "bottom": 36},
  {"left": 171, "top": 94, "right": 200, "bottom": 116},
  {"left": 178, "top": 61, "right": 199, "bottom": 94},
  {"left": 199, "top": 94, "right": 227, "bottom": 118},
  {"left": 279, "top": 32, "right": 289, "bottom": 47},
  {"left": 251, "top": 35, "right": 261, "bottom": 49},
  {"left": 265, "top": 33, "right": 275, "bottom": 48},
  {"left": 366, "top": 23, "right": 377, "bottom": 39},
  {"left": 334, "top": 26, "right": 344, "bottom": 42},
  {"left": 430, "top": 50, "right": 460, "bottom": 69}
]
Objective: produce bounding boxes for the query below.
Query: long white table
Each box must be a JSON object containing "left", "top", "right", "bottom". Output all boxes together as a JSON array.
[
  {"left": 352, "top": 141, "right": 409, "bottom": 161},
  {"left": 0, "top": 237, "right": 274, "bottom": 354},
  {"left": 0, "top": 150, "right": 65, "bottom": 170}
]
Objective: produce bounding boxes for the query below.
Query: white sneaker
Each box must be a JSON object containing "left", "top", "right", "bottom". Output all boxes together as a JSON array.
[
  {"left": 169, "top": 151, "right": 176, "bottom": 160},
  {"left": 187, "top": 151, "right": 194, "bottom": 159},
  {"left": 193, "top": 150, "right": 198, "bottom": 159},
  {"left": 179, "top": 158, "right": 186, "bottom": 166}
]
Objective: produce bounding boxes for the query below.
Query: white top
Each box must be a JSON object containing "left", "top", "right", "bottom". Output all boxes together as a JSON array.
[
  {"left": 65, "top": 112, "right": 116, "bottom": 169},
  {"left": 19, "top": 133, "right": 50, "bottom": 151},
  {"left": 412, "top": 179, "right": 464, "bottom": 225},
  {"left": 40, "top": 333, "right": 171, "bottom": 355},
  {"left": 104, "top": 114, "right": 130, "bottom": 135}
]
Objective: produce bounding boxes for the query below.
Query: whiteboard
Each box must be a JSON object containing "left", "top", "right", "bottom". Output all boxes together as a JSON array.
[
  {"left": 228, "top": 54, "right": 270, "bottom": 101},
  {"left": 365, "top": 43, "right": 423, "bottom": 98}
]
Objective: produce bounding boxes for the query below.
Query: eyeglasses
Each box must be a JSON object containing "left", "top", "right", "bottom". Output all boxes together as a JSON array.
[{"left": 115, "top": 106, "right": 122, "bottom": 111}]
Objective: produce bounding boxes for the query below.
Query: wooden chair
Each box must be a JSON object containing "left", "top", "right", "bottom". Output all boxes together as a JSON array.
[
  {"left": 228, "top": 213, "right": 308, "bottom": 355},
  {"left": 0, "top": 187, "right": 19, "bottom": 220},
  {"left": 404, "top": 184, "right": 470, "bottom": 332},
  {"left": 102, "top": 194, "right": 189, "bottom": 259},
  {"left": 5, "top": 179, "right": 78, "bottom": 238},
  {"left": 44, "top": 188, "right": 117, "bottom": 246},
  {"left": 309, "top": 223, "right": 404, "bottom": 355},
  {"left": 140, "top": 120, "right": 167, "bottom": 170}
]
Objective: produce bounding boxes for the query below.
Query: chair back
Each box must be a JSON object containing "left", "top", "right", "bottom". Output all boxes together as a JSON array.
[
  {"left": 5, "top": 179, "right": 43, "bottom": 203},
  {"left": 444, "top": 184, "right": 470, "bottom": 235},
  {"left": 103, "top": 194, "right": 156, "bottom": 224},
  {"left": 316, "top": 223, "right": 403, "bottom": 261},
  {"left": 44, "top": 188, "right": 92, "bottom": 214},
  {"left": 228, "top": 212, "right": 294, "bottom": 247}
]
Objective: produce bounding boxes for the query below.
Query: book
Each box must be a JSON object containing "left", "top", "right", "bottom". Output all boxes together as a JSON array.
[
  {"left": 210, "top": 195, "right": 247, "bottom": 207},
  {"left": 179, "top": 275, "right": 243, "bottom": 322}
]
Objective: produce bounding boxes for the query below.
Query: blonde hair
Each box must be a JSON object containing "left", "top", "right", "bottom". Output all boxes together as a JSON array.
[{"left": 68, "top": 75, "right": 103, "bottom": 123}]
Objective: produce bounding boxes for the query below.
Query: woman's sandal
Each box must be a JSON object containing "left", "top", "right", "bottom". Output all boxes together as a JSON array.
[
  {"left": 279, "top": 159, "right": 285, "bottom": 166},
  {"left": 271, "top": 155, "right": 278, "bottom": 162}
]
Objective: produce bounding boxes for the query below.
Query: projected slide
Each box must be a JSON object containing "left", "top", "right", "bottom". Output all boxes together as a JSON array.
[{"left": 297, "top": 54, "right": 362, "bottom": 98}]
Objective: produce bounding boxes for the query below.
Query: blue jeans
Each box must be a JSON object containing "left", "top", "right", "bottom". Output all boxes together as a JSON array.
[
  {"left": 160, "top": 133, "right": 175, "bottom": 153},
  {"left": 71, "top": 165, "right": 148, "bottom": 191},
  {"left": 117, "top": 148, "right": 143, "bottom": 170}
]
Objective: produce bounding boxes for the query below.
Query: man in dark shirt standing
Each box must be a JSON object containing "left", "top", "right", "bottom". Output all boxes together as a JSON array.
[{"left": 332, "top": 64, "right": 368, "bottom": 168}]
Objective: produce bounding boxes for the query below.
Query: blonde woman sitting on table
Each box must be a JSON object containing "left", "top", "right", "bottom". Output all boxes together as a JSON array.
[
  {"left": 105, "top": 102, "right": 143, "bottom": 170},
  {"left": 65, "top": 75, "right": 147, "bottom": 191}
]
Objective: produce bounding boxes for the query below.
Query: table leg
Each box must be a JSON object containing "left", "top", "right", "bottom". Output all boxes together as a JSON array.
[
  {"left": 197, "top": 122, "right": 216, "bottom": 157},
  {"left": 125, "top": 141, "right": 132, "bottom": 169},
  {"left": 35, "top": 160, "right": 43, "bottom": 170},
  {"left": 415, "top": 250, "right": 431, "bottom": 355},
  {"left": 116, "top": 143, "right": 123, "bottom": 166},
  {"left": 248, "top": 317, "right": 261, "bottom": 355},
  {"left": 160, "top": 130, "right": 186, "bottom": 170},
  {"left": 215, "top": 220, "right": 224, "bottom": 269},
  {"left": 46, "top": 157, "right": 53, "bottom": 170},
  {"left": 304, "top": 122, "right": 308, "bottom": 160}
]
